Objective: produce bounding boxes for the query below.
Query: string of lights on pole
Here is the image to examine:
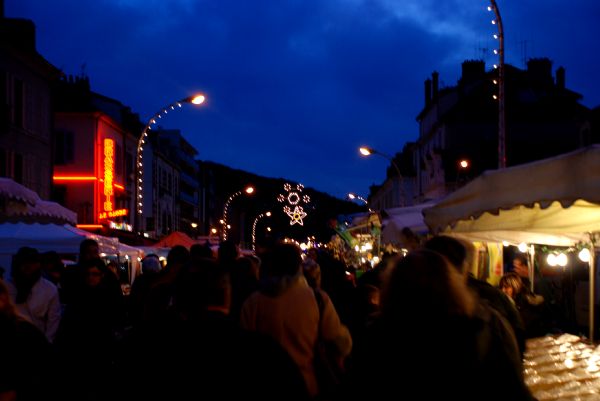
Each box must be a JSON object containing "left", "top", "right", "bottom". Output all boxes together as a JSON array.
[
  {"left": 135, "top": 94, "right": 206, "bottom": 232},
  {"left": 347, "top": 193, "right": 372, "bottom": 212},
  {"left": 278, "top": 183, "right": 310, "bottom": 226},
  {"left": 487, "top": 1, "right": 506, "bottom": 168},
  {"left": 222, "top": 186, "right": 254, "bottom": 241},
  {"left": 252, "top": 211, "right": 271, "bottom": 252}
]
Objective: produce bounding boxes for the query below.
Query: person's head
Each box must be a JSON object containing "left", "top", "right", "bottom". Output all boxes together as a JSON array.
[
  {"left": 262, "top": 243, "right": 302, "bottom": 279},
  {"left": 166, "top": 246, "right": 190, "bottom": 270},
  {"left": 218, "top": 240, "right": 239, "bottom": 264},
  {"left": 106, "top": 261, "right": 119, "bottom": 279},
  {"left": 11, "top": 247, "right": 42, "bottom": 282},
  {"left": 307, "top": 248, "right": 319, "bottom": 261},
  {"left": 190, "top": 243, "right": 214, "bottom": 261},
  {"left": 512, "top": 254, "right": 529, "bottom": 278},
  {"left": 424, "top": 235, "right": 472, "bottom": 275},
  {"left": 83, "top": 258, "right": 107, "bottom": 287},
  {"left": 175, "top": 258, "right": 231, "bottom": 317},
  {"left": 11, "top": 247, "right": 42, "bottom": 303},
  {"left": 499, "top": 272, "right": 523, "bottom": 300},
  {"left": 381, "top": 249, "right": 474, "bottom": 324},
  {"left": 40, "top": 251, "right": 64, "bottom": 284},
  {"left": 79, "top": 239, "right": 100, "bottom": 263},
  {"left": 141, "top": 254, "right": 161, "bottom": 274},
  {"left": 302, "top": 257, "right": 321, "bottom": 289}
]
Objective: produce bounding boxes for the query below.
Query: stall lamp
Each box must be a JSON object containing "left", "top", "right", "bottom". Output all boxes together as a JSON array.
[
  {"left": 517, "top": 243, "right": 528, "bottom": 253},
  {"left": 579, "top": 248, "right": 591, "bottom": 263}
]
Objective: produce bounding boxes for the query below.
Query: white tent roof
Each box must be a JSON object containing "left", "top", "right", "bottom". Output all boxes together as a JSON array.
[
  {"left": 0, "top": 177, "right": 39, "bottom": 205},
  {"left": 423, "top": 145, "right": 600, "bottom": 246},
  {"left": 0, "top": 223, "right": 119, "bottom": 255},
  {"left": 381, "top": 203, "right": 433, "bottom": 245}
]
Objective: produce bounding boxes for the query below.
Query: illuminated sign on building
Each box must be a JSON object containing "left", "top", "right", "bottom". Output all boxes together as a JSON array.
[
  {"left": 103, "top": 138, "right": 114, "bottom": 212},
  {"left": 98, "top": 138, "right": 128, "bottom": 221},
  {"left": 98, "top": 209, "right": 128, "bottom": 220}
]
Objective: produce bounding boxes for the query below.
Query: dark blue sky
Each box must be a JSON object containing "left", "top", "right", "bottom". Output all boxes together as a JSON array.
[{"left": 8, "top": 0, "right": 600, "bottom": 199}]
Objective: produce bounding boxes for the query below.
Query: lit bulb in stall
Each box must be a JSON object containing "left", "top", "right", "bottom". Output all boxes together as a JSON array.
[
  {"left": 579, "top": 248, "right": 591, "bottom": 262},
  {"left": 518, "top": 243, "right": 528, "bottom": 253},
  {"left": 557, "top": 253, "right": 568, "bottom": 267},
  {"left": 547, "top": 253, "right": 558, "bottom": 267}
]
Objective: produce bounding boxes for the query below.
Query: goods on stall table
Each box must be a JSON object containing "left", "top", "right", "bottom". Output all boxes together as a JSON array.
[{"left": 524, "top": 334, "right": 600, "bottom": 400}]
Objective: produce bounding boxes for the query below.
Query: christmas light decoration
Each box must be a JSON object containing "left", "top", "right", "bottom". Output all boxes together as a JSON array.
[{"left": 278, "top": 183, "right": 310, "bottom": 225}]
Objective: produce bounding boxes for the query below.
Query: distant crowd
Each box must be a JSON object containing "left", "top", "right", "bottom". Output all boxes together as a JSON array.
[{"left": 1, "top": 235, "right": 551, "bottom": 400}]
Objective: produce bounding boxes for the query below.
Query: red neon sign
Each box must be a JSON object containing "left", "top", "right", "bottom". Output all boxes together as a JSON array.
[{"left": 103, "top": 139, "right": 114, "bottom": 212}]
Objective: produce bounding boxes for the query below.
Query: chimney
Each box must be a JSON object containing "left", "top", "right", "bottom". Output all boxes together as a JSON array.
[
  {"left": 556, "top": 66, "right": 565, "bottom": 89},
  {"left": 460, "top": 60, "right": 485, "bottom": 85},
  {"left": 432, "top": 71, "right": 439, "bottom": 99},
  {"left": 527, "top": 58, "right": 553, "bottom": 86},
  {"left": 424, "top": 78, "right": 432, "bottom": 106}
]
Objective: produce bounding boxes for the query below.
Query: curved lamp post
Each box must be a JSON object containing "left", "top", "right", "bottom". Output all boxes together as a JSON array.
[
  {"left": 359, "top": 146, "right": 406, "bottom": 206},
  {"left": 488, "top": 1, "right": 505, "bottom": 168},
  {"left": 135, "top": 94, "right": 206, "bottom": 234},
  {"left": 222, "top": 185, "right": 254, "bottom": 241},
  {"left": 348, "top": 192, "right": 372, "bottom": 212},
  {"left": 251, "top": 211, "right": 271, "bottom": 252}
]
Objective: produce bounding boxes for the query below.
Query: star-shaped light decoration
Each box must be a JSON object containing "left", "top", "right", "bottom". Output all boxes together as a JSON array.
[
  {"left": 286, "top": 206, "right": 307, "bottom": 226},
  {"left": 278, "top": 183, "right": 311, "bottom": 225}
]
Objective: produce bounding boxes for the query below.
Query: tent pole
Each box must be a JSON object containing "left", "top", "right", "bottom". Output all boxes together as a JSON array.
[
  {"left": 589, "top": 244, "right": 596, "bottom": 342},
  {"left": 528, "top": 245, "right": 535, "bottom": 293}
]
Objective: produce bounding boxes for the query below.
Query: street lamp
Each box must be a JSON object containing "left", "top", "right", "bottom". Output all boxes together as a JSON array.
[
  {"left": 348, "top": 193, "right": 372, "bottom": 211},
  {"left": 252, "top": 211, "right": 271, "bottom": 252},
  {"left": 488, "top": 1, "right": 505, "bottom": 168},
  {"left": 222, "top": 185, "right": 255, "bottom": 241},
  {"left": 135, "top": 94, "right": 206, "bottom": 234},
  {"left": 359, "top": 145, "right": 406, "bottom": 206}
]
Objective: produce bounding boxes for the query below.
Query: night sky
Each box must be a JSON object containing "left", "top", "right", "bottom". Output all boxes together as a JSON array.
[{"left": 8, "top": 0, "right": 600, "bottom": 199}]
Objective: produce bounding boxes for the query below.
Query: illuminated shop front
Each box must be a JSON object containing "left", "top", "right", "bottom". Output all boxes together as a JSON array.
[{"left": 53, "top": 112, "right": 135, "bottom": 231}]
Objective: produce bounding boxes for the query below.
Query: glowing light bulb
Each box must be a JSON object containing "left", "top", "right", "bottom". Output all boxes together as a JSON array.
[
  {"left": 518, "top": 243, "right": 528, "bottom": 253},
  {"left": 547, "top": 254, "right": 557, "bottom": 266},
  {"left": 557, "top": 253, "right": 568, "bottom": 267},
  {"left": 579, "top": 248, "right": 591, "bottom": 262}
]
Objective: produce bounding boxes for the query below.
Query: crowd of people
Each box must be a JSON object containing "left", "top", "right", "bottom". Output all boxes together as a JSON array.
[{"left": 1, "top": 235, "right": 546, "bottom": 400}]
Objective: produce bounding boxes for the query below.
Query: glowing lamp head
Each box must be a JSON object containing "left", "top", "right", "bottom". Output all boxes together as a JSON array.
[
  {"left": 517, "top": 243, "right": 528, "bottom": 253},
  {"left": 459, "top": 160, "right": 469, "bottom": 169},
  {"left": 359, "top": 147, "right": 373, "bottom": 156},
  {"left": 348, "top": 193, "right": 356, "bottom": 199},
  {"left": 266, "top": 212, "right": 272, "bottom": 217},
  {"left": 245, "top": 186, "right": 255, "bottom": 194},
  {"left": 579, "top": 248, "right": 591, "bottom": 263},
  {"left": 190, "top": 94, "right": 206, "bottom": 105},
  {"left": 191, "top": 222, "right": 198, "bottom": 228},
  {"left": 211, "top": 228, "right": 217, "bottom": 234},
  {"left": 266, "top": 227, "right": 272, "bottom": 232}
]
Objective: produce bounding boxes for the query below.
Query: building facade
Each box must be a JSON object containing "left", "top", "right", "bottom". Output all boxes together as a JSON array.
[
  {"left": 0, "top": 14, "right": 61, "bottom": 199},
  {"left": 52, "top": 76, "right": 138, "bottom": 233},
  {"left": 413, "top": 58, "right": 590, "bottom": 202}
]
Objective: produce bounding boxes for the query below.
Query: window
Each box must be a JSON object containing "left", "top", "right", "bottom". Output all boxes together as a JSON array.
[
  {"left": 13, "top": 78, "right": 24, "bottom": 128},
  {"left": 115, "top": 143, "right": 123, "bottom": 177},
  {"left": 13, "top": 153, "right": 23, "bottom": 183},
  {"left": 54, "top": 130, "right": 74, "bottom": 165},
  {"left": 0, "top": 148, "right": 6, "bottom": 176}
]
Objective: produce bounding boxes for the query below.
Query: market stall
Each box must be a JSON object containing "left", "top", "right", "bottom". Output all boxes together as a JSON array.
[{"left": 423, "top": 145, "right": 600, "bottom": 340}]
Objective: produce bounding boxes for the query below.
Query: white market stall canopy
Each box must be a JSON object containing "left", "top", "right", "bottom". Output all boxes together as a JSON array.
[
  {"left": 0, "top": 178, "right": 77, "bottom": 225},
  {"left": 0, "top": 223, "right": 144, "bottom": 278},
  {"left": 0, "top": 223, "right": 120, "bottom": 255},
  {"left": 423, "top": 145, "right": 600, "bottom": 246},
  {"left": 381, "top": 202, "right": 433, "bottom": 245}
]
